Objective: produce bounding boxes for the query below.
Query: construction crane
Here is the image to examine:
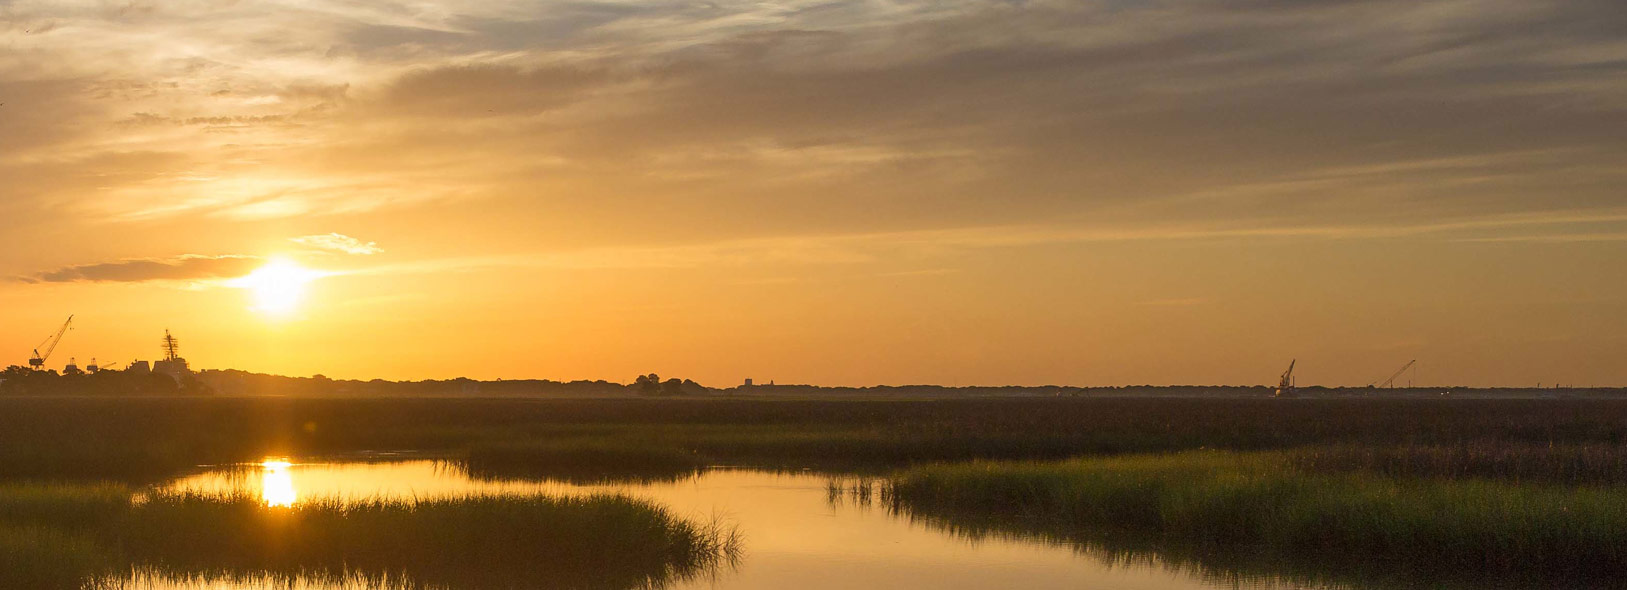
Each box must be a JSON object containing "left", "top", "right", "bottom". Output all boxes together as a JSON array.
[
  {"left": 1274, "top": 359, "right": 1297, "bottom": 398},
  {"left": 1372, "top": 360, "right": 1417, "bottom": 389},
  {"left": 28, "top": 315, "right": 73, "bottom": 370}
]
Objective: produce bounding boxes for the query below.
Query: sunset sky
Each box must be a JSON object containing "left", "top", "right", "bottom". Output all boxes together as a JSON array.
[{"left": 2, "top": 0, "right": 1624, "bottom": 387}]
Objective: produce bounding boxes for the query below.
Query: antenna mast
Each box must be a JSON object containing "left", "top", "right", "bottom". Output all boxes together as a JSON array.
[{"left": 162, "top": 330, "right": 181, "bottom": 362}]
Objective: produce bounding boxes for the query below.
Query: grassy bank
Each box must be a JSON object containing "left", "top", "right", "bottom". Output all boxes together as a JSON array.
[
  {"left": 1287, "top": 442, "right": 1627, "bottom": 485},
  {"left": 464, "top": 439, "right": 707, "bottom": 483},
  {"left": 889, "top": 451, "right": 1627, "bottom": 589},
  {"left": 8, "top": 397, "right": 1627, "bottom": 481},
  {"left": 0, "top": 483, "right": 740, "bottom": 590},
  {"left": 459, "top": 425, "right": 1129, "bottom": 479}
]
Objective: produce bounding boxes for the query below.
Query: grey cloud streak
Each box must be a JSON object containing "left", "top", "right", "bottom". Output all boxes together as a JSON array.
[
  {"left": 17, "top": 255, "right": 263, "bottom": 284},
  {"left": 310, "top": 0, "right": 1627, "bottom": 238}
]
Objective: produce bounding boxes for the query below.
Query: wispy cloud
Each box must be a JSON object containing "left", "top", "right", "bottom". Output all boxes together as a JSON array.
[
  {"left": 355, "top": 207, "right": 1627, "bottom": 276},
  {"left": 5, "top": 0, "right": 1625, "bottom": 234},
  {"left": 1136, "top": 298, "right": 1208, "bottom": 307},
  {"left": 17, "top": 255, "right": 263, "bottom": 284},
  {"left": 292, "top": 233, "right": 384, "bottom": 255},
  {"left": 1450, "top": 233, "right": 1627, "bottom": 244}
]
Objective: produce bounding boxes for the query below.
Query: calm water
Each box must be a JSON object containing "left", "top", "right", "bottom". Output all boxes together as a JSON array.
[{"left": 107, "top": 459, "right": 1255, "bottom": 590}]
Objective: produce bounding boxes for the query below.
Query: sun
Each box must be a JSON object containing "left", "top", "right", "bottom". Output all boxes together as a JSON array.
[
  {"left": 230, "top": 258, "right": 324, "bottom": 316},
  {"left": 260, "top": 458, "right": 297, "bottom": 507}
]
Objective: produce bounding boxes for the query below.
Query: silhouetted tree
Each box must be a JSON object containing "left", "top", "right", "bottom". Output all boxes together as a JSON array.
[
  {"left": 635, "top": 374, "right": 662, "bottom": 396},
  {"left": 660, "top": 378, "right": 685, "bottom": 396}
]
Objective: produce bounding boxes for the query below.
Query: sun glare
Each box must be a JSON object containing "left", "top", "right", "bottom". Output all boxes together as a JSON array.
[
  {"left": 261, "top": 458, "right": 297, "bottom": 508},
  {"left": 231, "top": 259, "right": 323, "bottom": 316}
]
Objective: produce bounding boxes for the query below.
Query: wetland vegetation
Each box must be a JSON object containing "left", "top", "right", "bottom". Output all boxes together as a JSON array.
[
  {"left": 0, "top": 482, "right": 739, "bottom": 590},
  {"left": 5, "top": 396, "right": 1627, "bottom": 588},
  {"left": 7, "top": 396, "right": 1627, "bottom": 481},
  {"left": 888, "top": 450, "right": 1627, "bottom": 589}
]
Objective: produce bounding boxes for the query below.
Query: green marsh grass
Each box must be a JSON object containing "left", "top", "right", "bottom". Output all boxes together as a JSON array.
[
  {"left": 1288, "top": 442, "right": 1627, "bottom": 485},
  {"left": 463, "top": 439, "right": 706, "bottom": 484},
  {"left": 121, "top": 492, "right": 740, "bottom": 590},
  {"left": 12, "top": 397, "right": 1627, "bottom": 481},
  {"left": 889, "top": 451, "right": 1627, "bottom": 588},
  {"left": 0, "top": 526, "right": 109, "bottom": 589},
  {"left": 0, "top": 484, "right": 741, "bottom": 590}
]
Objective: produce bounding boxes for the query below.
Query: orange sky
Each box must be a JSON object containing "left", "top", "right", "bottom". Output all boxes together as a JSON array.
[{"left": 2, "top": 0, "right": 1624, "bottom": 387}]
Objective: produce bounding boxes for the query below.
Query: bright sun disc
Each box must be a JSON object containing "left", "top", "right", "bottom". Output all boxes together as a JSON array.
[
  {"left": 231, "top": 259, "right": 323, "bottom": 316},
  {"left": 260, "top": 458, "right": 296, "bottom": 507}
]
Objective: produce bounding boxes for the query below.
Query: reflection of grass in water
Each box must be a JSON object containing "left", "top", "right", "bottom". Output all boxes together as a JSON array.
[
  {"left": 97, "top": 570, "right": 422, "bottom": 590},
  {"left": 824, "top": 478, "right": 882, "bottom": 510},
  {"left": 0, "top": 484, "right": 741, "bottom": 590},
  {"left": 888, "top": 451, "right": 1627, "bottom": 590}
]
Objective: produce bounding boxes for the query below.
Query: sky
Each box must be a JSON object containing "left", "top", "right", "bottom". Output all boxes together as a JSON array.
[{"left": 1, "top": 0, "right": 1624, "bottom": 387}]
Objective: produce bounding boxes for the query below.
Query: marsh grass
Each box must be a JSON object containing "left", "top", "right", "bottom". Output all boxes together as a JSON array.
[
  {"left": 889, "top": 451, "right": 1627, "bottom": 589},
  {"left": 122, "top": 492, "right": 738, "bottom": 590},
  {"left": 12, "top": 397, "right": 1627, "bottom": 481},
  {"left": 463, "top": 440, "right": 706, "bottom": 484},
  {"left": 1288, "top": 442, "right": 1627, "bottom": 485},
  {"left": 0, "top": 484, "right": 741, "bottom": 590},
  {"left": 11, "top": 398, "right": 1627, "bottom": 587},
  {"left": 0, "top": 526, "right": 109, "bottom": 589}
]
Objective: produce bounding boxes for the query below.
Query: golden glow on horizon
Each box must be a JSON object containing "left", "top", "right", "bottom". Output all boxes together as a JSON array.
[
  {"left": 261, "top": 459, "right": 296, "bottom": 507},
  {"left": 2, "top": 1, "right": 1625, "bottom": 387},
  {"left": 230, "top": 259, "right": 324, "bottom": 317}
]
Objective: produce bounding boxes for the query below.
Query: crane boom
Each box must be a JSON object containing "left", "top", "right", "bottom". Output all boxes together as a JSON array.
[
  {"left": 1274, "top": 359, "right": 1297, "bottom": 398},
  {"left": 1373, "top": 359, "right": 1416, "bottom": 389},
  {"left": 28, "top": 315, "right": 73, "bottom": 369}
]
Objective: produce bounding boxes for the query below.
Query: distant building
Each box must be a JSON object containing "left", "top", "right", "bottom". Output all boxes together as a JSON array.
[{"left": 744, "top": 378, "right": 753, "bottom": 387}]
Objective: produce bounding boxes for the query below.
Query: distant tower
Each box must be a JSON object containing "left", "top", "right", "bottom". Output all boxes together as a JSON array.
[
  {"left": 744, "top": 378, "right": 754, "bottom": 387},
  {"left": 163, "top": 330, "right": 181, "bottom": 362},
  {"left": 153, "top": 329, "right": 191, "bottom": 383}
]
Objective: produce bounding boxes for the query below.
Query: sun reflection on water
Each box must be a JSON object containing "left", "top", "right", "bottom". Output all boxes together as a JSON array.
[{"left": 261, "top": 459, "right": 297, "bottom": 507}]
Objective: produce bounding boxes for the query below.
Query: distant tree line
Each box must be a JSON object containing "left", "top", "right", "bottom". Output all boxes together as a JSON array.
[
  {"left": 8, "top": 366, "right": 1612, "bottom": 398},
  {"left": 194, "top": 370, "right": 641, "bottom": 397},
  {"left": 633, "top": 374, "right": 705, "bottom": 397},
  {"left": 0, "top": 365, "right": 208, "bottom": 396},
  {"left": 0, "top": 368, "right": 715, "bottom": 398}
]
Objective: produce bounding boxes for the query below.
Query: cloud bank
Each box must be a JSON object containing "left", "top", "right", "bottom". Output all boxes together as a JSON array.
[
  {"left": 19, "top": 255, "right": 264, "bottom": 284},
  {"left": 0, "top": 0, "right": 1621, "bottom": 239}
]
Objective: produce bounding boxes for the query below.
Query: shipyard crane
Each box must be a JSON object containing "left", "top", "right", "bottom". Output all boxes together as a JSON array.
[
  {"left": 1273, "top": 359, "right": 1297, "bottom": 398},
  {"left": 27, "top": 315, "right": 73, "bottom": 370},
  {"left": 1372, "top": 360, "right": 1417, "bottom": 389}
]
